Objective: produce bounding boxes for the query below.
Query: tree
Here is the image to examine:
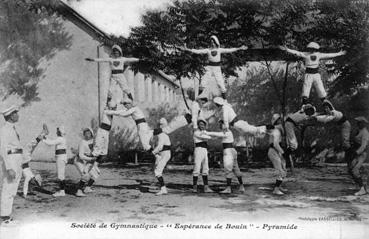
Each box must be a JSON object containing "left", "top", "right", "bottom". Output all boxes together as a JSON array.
[{"left": 0, "top": 0, "right": 72, "bottom": 105}]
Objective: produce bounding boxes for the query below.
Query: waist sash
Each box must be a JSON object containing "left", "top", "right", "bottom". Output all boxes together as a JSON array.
[
  {"left": 100, "top": 123, "right": 112, "bottom": 131},
  {"left": 135, "top": 118, "right": 146, "bottom": 125},
  {"left": 195, "top": 142, "right": 208, "bottom": 149},
  {"left": 222, "top": 143, "right": 234, "bottom": 149},
  {"left": 208, "top": 61, "right": 221, "bottom": 66},
  {"left": 112, "top": 69, "right": 124, "bottom": 74},
  {"left": 55, "top": 149, "right": 67, "bottom": 155},
  {"left": 7, "top": 148, "right": 23, "bottom": 155},
  {"left": 305, "top": 67, "right": 319, "bottom": 74},
  {"left": 160, "top": 145, "right": 171, "bottom": 152}
]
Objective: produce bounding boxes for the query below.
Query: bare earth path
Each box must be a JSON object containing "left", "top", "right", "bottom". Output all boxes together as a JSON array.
[{"left": 1, "top": 162, "right": 369, "bottom": 239}]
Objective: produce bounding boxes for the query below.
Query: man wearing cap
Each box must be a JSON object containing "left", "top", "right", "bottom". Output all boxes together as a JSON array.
[
  {"left": 279, "top": 43, "right": 346, "bottom": 106},
  {"left": 105, "top": 98, "right": 152, "bottom": 151},
  {"left": 213, "top": 97, "right": 266, "bottom": 136},
  {"left": 192, "top": 119, "right": 214, "bottom": 193},
  {"left": 42, "top": 126, "right": 68, "bottom": 197},
  {"left": 152, "top": 118, "right": 172, "bottom": 196},
  {"left": 205, "top": 121, "right": 245, "bottom": 194},
  {"left": 314, "top": 101, "right": 351, "bottom": 149},
  {"left": 179, "top": 36, "right": 248, "bottom": 100},
  {"left": 74, "top": 128, "right": 96, "bottom": 197},
  {"left": 0, "top": 106, "right": 23, "bottom": 224},
  {"left": 284, "top": 104, "right": 317, "bottom": 159},
  {"left": 85, "top": 44, "right": 141, "bottom": 104},
  {"left": 346, "top": 116, "right": 369, "bottom": 196},
  {"left": 267, "top": 114, "right": 287, "bottom": 195}
]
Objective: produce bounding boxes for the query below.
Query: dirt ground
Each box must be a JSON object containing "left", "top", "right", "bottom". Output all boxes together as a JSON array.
[{"left": 1, "top": 161, "right": 369, "bottom": 239}]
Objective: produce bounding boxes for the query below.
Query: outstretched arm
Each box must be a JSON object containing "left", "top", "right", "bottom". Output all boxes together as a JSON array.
[
  {"left": 219, "top": 45, "right": 248, "bottom": 54},
  {"left": 194, "top": 130, "right": 212, "bottom": 141},
  {"left": 178, "top": 45, "right": 208, "bottom": 55},
  {"left": 319, "top": 50, "right": 346, "bottom": 59},
  {"left": 124, "top": 57, "right": 140, "bottom": 63},
  {"left": 205, "top": 131, "right": 226, "bottom": 138},
  {"left": 43, "top": 137, "right": 62, "bottom": 146},
  {"left": 279, "top": 46, "right": 305, "bottom": 58},
  {"left": 85, "top": 57, "right": 112, "bottom": 62}
]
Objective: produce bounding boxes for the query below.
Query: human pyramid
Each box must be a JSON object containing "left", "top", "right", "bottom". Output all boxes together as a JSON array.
[{"left": 1, "top": 36, "right": 368, "bottom": 225}]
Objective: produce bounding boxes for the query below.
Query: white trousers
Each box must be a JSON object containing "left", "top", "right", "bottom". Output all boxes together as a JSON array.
[
  {"left": 267, "top": 148, "right": 287, "bottom": 180},
  {"left": 74, "top": 159, "right": 100, "bottom": 182},
  {"left": 0, "top": 154, "right": 22, "bottom": 217},
  {"left": 93, "top": 128, "right": 110, "bottom": 156},
  {"left": 22, "top": 167, "right": 34, "bottom": 197},
  {"left": 285, "top": 121, "right": 298, "bottom": 150},
  {"left": 137, "top": 122, "right": 152, "bottom": 151},
  {"left": 56, "top": 155, "right": 67, "bottom": 181},
  {"left": 302, "top": 73, "right": 327, "bottom": 98},
  {"left": 109, "top": 73, "right": 132, "bottom": 104},
  {"left": 193, "top": 147, "right": 209, "bottom": 176},
  {"left": 223, "top": 148, "right": 241, "bottom": 178},
  {"left": 233, "top": 120, "right": 266, "bottom": 135},
  {"left": 154, "top": 151, "right": 171, "bottom": 177}
]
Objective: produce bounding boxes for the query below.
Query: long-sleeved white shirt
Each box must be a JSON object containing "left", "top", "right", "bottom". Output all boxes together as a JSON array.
[
  {"left": 90, "top": 57, "right": 139, "bottom": 71},
  {"left": 220, "top": 104, "right": 237, "bottom": 129},
  {"left": 78, "top": 139, "right": 95, "bottom": 162},
  {"left": 354, "top": 128, "right": 369, "bottom": 155},
  {"left": 105, "top": 106, "right": 145, "bottom": 121},
  {"left": 284, "top": 47, "right": 345, "bottom": 69},
  {"left": 43, "top": 136, "right": 67, "bottom": 151},
  {"left": 206, "top": 130, "right": 234, "bottom": 144},
  {"left": 0, "top": 122, "right": 23, "bottom": 170},
  {"left": 152, "top": 132, "right": 171, "bottom": 154},
  {"left": 316, "top": 110, "right": 344, "bottom": 124},
  {"left": 187, "top": 47, "right": 242, "bottom": 63},
  {"left": 193, "top": 130, "right": 212, "bottom": 143}
]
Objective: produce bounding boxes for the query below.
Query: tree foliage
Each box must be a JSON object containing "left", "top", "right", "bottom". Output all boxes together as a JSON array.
[
  {"left": 0, "top": 0, "right": 72, "bottom": 105},
  {"left": 115, "top": 0, "right": 369, "bottom": 97}
]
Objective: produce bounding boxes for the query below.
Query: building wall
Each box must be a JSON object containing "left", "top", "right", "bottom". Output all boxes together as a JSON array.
[{"left": 0, "top": 20, "right": 183, "bottom": 160}]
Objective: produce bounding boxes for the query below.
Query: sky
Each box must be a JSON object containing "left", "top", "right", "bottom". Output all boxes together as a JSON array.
[{"left": 65, "top": 0, "right": 173, "bottom": 37}]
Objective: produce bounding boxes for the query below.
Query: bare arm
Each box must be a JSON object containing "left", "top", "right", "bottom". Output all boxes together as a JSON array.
[
  {"left": 178, "top": 45, "right": 208, "bottom": 55},
  {"left": 0, "top": 131, "right": 11, "bottom": 170},
  {"left": 279, "top": 46, "right": 306, "bottom": 58},
  {"left": 272, "top": 130, "right": 284, "bottom": 155},
  {"left": 205, "top": 131, "right": 226, "bottom": 138},
  {"left": 194, "top": 131, "right": 212, "bottom": 140},
  {"left": 124, "top": 57, "right": 140, "bottom": 63},
  {"left": 85, "top": 57, "right": 112, "bottom": 62},
  {"left": 319, "top": 51, "right": 346, "bottom": 59},
  {"left": 219, "top": 46, "right": 247, "bottom": 54}
]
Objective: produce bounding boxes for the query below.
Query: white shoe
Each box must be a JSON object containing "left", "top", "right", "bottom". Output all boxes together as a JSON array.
[
  {"left": 75, "top": 189, "right": 86, "bottom": 197},
  {"left": 204, "top": 185, "right": 214, "bottom": 193},
  {"left": 84, "top": 186, "right": 94, "bottom": 193},
  {"left": 238, "top": 185, "right": 245, "bottom": 193},
  {"left": 220, "top": 187, "right": 232, "bottom": 194},
  {"left": 192, "top": 185, "right": 198, "bottom": 193},
  {"left": 53, "top": 190, "right": 65, "bottom": 197},
  {"left": 155, "top": 186, "right": 168, "bottom": 196},
  {"left": 354, "top": 187, "right": 367, "bottom": 196},
  {"left": 273, "top": 187, "right": 284, "bottom": 195}
]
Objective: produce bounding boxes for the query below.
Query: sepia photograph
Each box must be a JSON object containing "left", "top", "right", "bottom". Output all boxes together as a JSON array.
[{"left": 0, "top": 0, "right": 368, "bottom": 238}]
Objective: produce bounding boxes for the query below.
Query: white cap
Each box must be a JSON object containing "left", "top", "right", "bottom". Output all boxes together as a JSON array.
[
  {"left": 2, "top": 105, "right": 19, "bottom": 116},
  {"left": 271, "top": 113, "right": 281, "bottom": 125},
  {"left": 210, "top": 35, "right": 220, "bottom": 47},
  {"left": 57, "top": 125, "right": 66, "bottom": 136},
  {"left": 159, "top": 118, "right": 168, "bottom": 127},
  {"left": 112, "top": 44, "right": 122, "bottom": 55},
  {"left": 83, "top": 127, "right": 94, "bottom": 137},
  {"left": 307, "top": 42, "right": 320, "bottom": 50},
  {"left": 213, "top": 97, "right": 224, "bottom": 106},
  {"left": 355, "top": 116, "right": 369, "bottom": 124}
]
